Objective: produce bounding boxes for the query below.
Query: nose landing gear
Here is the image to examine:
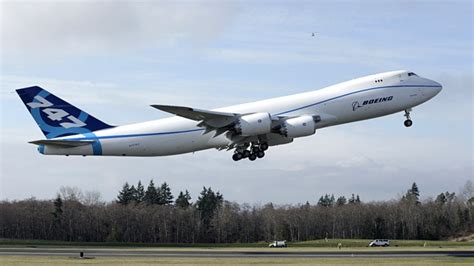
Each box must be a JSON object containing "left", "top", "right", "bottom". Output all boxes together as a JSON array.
[
  {"left": 404, "top": 109, "right": 413, "bottom": 127},
  {"left": 232, "top": 142, "right": 268, "bottom": 161}
]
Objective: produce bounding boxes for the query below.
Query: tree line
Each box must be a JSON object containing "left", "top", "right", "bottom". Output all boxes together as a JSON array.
[{"left": 0, "top": 181, "right": 472, "bottom": 243}]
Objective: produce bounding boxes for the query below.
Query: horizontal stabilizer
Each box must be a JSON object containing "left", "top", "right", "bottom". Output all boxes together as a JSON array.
[{"left": 29, "top": 139, "right": 95, "bottom": 147}]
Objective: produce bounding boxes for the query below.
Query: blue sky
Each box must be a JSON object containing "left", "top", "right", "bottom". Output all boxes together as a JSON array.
[{"left": 1, "top": 0, "right": 472, "bottom": 204}]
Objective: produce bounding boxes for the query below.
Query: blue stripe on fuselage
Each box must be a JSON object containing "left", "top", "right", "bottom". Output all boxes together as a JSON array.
[
  {"left": 38, "top": 145, "right": 45, "bottom": 154},
  {"left": 82, "top": 132, "right": 102, "bottom": 155}
]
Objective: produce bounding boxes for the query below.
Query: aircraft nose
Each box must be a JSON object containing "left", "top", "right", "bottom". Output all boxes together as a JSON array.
[
  {"left": 431, "top": 80, "right": 442, "bottom": 95},
  {"left": 422, "top": 79, "right": 442, "bottom": 99}
]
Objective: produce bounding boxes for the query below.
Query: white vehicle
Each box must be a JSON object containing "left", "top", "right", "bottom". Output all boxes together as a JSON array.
[
  {"left": 369, "top": 239, "right": 390, "bottom": 247},
  {"left": 17, "top": 70, "right": 442, "bottom": 161},
  {"left": 269, "top": 240, "right": 287, "bottom": 248}
]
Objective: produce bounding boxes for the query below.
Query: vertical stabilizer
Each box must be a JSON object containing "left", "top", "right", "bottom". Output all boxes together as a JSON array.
[{"left": 16, "top": 86, "right": 113, "bottom": 139}]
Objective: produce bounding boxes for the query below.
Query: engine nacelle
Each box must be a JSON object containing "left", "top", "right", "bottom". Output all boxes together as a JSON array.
[
  {"left": 234, "top": 112, "right": 272, "bottom": 136},
  {"left": 279, "top": 115, "right": 317, "bottom": 138}
]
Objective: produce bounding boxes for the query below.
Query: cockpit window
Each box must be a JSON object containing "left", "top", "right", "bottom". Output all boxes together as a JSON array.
[{"left": 408, "top": 72, "right": 417, "bottom": 76}]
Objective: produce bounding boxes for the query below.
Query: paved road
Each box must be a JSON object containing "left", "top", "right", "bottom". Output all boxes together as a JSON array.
[{"left": 0, "top": 248, "right": 473, "bottom": 258}]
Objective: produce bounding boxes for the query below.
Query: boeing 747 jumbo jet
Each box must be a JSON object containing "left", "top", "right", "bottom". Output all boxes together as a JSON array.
[{"left": 17, "top": 70, "right": 442, "bottom": 161}]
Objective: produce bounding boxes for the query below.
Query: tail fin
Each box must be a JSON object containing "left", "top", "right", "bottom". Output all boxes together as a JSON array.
[{"left": 16, "top": 86, "right": 114, "bottom": 139}]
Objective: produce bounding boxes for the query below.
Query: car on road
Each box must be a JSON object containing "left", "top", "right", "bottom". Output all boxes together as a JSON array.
[
  {"left": 369, "top": 239, "right": 390, "bottom": 247},
  {"left": 269, "top": 240, "right": 287, "bottom": 248}
]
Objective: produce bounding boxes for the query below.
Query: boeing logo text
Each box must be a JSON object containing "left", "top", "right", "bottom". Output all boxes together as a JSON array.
[{"left": 352, "top": 96, "right": 394, "bottom": 111}]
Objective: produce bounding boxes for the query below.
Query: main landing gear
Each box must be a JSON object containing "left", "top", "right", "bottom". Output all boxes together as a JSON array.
[
  {"left": 232, "top": 142, "right": 269, "bottom": 161},
  {"left": 404, "top": 109, "right": 413, "bottom": 127}
]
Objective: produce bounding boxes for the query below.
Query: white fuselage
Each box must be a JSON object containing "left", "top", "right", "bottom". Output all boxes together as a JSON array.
[{"left": 42, "top": 70, "right": 442, "bottom": 156}]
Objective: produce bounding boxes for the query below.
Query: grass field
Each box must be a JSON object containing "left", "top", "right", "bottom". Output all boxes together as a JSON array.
[
  {"left": 0, "top": 239, "right": 474, "bottom": 266},
  {"left": 1, "top": 239, "right": 472, "bottom": 265},
  {"left": 1, "top": 256, "right": 473, "bottom": 266}
]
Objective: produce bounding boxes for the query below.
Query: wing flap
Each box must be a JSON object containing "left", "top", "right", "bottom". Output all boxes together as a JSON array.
[{"left": 29, "top": 139, "right": 95, "bottom": 147}]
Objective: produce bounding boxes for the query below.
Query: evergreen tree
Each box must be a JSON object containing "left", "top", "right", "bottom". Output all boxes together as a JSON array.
[
  {"left": 410, "top": 182, "right": 420, "bottom": 199},
  {"left": 135, "top": 181, "right": 145, "bottom": 203},
  {"left": 330, "top": 194, "right": 335, "bottom": 205},
  {"left": 304, "top": 201, "right": 311, "bottom": 209},
  {"left": 435, "top": 192, "right": 447, "bottom": 205},
  {"left": 317, "top": 194, "right": 335, "bottom": 207},
  {"left": 52, "top": 194, "right": 63, "bottom": 221},
  {"left": 158, "top": 182, "right": 174, "bottom": 205},
  {"left": 317, "top": 195, "right": 326, "bottom": 207},
  {"left": 403, "top": 182, "right": 420, "bottom": 205},
  {"left": 196, "top": 187, "right": 223, "bottom": 225},
  {"left": 51, "top": 194, "right": 64, "bottom": 239},
  {"left": 143, "top": 180, "right": 159, "bottom": 205},
  {"left": 129, "top": 185, "right": 137, "bottom": 202},
  {"left": 336, "top": 196, "right": 347, "bottom": 206},
  {"left": 175, "top": 190, "right": 192, "bottom": 208},
  {"left": 348, "top": 193, "right": 356, "bottom": 204},
  {"left": 117, "top": 182, "right": 133, "bottom": 205},
  {"left": 355, "top": 194, "right": 361, "bottom": 204}
]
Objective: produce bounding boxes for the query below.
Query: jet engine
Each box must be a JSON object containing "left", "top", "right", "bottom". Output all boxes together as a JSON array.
[
  {"left": 234, "top": 112, "right": 272, "bottom": 136},
  {"left": 278, "top": 115, "right": 319, "bottom": 138}
]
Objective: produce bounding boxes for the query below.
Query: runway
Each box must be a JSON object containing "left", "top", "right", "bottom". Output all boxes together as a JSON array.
[{"left": 0, "top": 247, "right": 473, "bottom": 258}]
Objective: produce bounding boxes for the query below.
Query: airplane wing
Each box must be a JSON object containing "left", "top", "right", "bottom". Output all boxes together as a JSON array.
[
  {"left": 151, "top": 104, "right": 238, "bottom": 128},
  {"left": 150, "top": 104, "right": 318, "bottom": 147},
  {"left": 29, "top": 139, "right": 96, "bottom": 147}
]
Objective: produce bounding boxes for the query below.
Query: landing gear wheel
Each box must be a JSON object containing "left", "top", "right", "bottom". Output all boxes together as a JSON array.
[
  {"left": 403, "top": 109, "right": 413, "bottom": 127},
  {"left": 232, "top": 153, "right": 241, "bottom": 161},
  {"left": 404, "top": 119, "right": 413, "bottom": 127},
  {"left": 249, "top": 153, "right": 257, "bottom": 161},
  {"left": 243, "top": 150, "right": 250, "bottom": 158},
  {"left": 256, "top": 151, "right": 265, "bottom": 158},
  {"left": 260, "top": 142, "right": 269, "bottom": 151}
]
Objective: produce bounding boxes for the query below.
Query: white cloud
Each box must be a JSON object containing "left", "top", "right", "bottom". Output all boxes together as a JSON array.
[{"left": 1, "top": 1, "right": 237, "bottom": 56}]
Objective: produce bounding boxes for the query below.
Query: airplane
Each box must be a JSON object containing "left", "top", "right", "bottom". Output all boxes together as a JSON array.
[{"left": 16, "top": 70, "right": 442, "bottom": 161}]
